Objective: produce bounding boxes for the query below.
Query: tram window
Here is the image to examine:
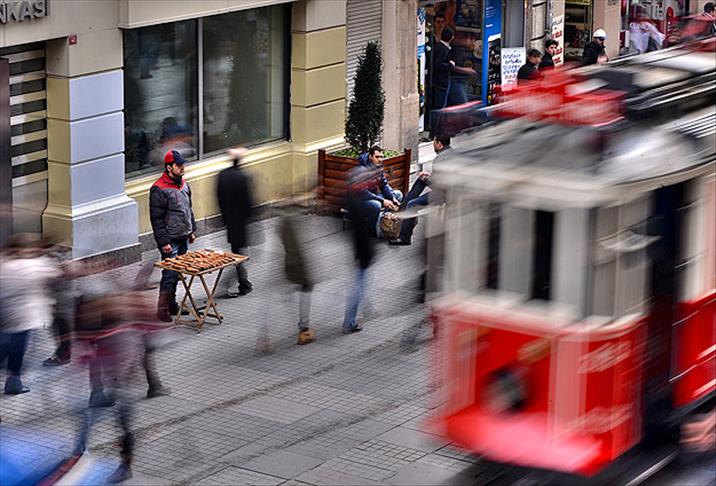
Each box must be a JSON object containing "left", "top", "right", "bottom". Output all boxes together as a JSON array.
[
  {"left": 486, "top": 203, "right": 500, "bottom": 290},
  {"left": 530, "top": 210, "right": 554, "bottom": 301}
]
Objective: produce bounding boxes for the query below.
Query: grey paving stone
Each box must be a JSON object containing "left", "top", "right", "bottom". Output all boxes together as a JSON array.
[
  {"left": 295, "top": 457, "right": 386, "bottom": 485},
  {"left": 334, "top": 418, "right": 396, "bottom": 442},
  {"left": 196, "top": 466, "right": 284, "bottom": 486},
  {"left": 286, "top": 433, "right": 363, "bottom": 461},
  {"left": 385, "top": 461, "right": 474, "bottom": 486},
  {"left": 375, "top": 427, "right": 450, "bottom": 453},
  {"left": 242, "top": 450, "right": 325, "bottom": 479},
  {"left": 338, "top": 439, "right": 427, "bottom": 472},
  {"left": 231, "top": 395, "right": 323, "bottom": 424}
]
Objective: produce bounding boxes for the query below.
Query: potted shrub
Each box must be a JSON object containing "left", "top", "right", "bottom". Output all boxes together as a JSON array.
[{"left": 318, "top": 41, "right": 411, "bottom": 213}]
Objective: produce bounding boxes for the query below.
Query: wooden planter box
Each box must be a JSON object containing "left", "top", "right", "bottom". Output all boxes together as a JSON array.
[{"left": 317, "top": 148, "right": 412, "bottom": 214}]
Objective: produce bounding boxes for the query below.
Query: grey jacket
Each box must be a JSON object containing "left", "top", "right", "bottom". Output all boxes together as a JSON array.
[{"left": 149, "top": 172, "right": 197, "bottom": 247}]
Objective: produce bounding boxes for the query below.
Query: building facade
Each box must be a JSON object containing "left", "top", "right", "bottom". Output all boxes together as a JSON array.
[{"left": 1, "top": 0, "right": 348, "bottom": 259}]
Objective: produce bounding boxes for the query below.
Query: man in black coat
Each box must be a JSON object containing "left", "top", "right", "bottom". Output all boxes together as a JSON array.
[
  {"left": 582, "top": 29, "right": 608, "bottom": 66},
  {"left": 517, "top": 49, "right": 542, "bottom": 84},
  {"left": 540, "top": 39, "right": 558, "bottom": 69},
  {"left": 217, "top": 148, "right": 254, "bottom": 296}
]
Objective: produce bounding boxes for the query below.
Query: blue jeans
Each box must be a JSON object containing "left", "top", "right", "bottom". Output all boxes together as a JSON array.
[
  {"left": 158, "top": 238, "right": 189, "bottom": 305},
  {"left": 399, "top": 179, "right": 430, "bottom": 242},
  {"left": 343, "top": 268, "right": 368, "bottom": 331},
  {"left": 448, "top": 80, "right": 468, "bottom": 106}
]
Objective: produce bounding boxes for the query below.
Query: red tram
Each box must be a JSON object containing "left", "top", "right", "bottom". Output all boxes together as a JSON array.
[{"left": 428, "top": 39, "right": 715, "bottom": 476}]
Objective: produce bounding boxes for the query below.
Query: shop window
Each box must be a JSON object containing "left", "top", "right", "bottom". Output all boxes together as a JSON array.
[
  {"left": 530, "top": 210, "right": 554, "bottom": 301},
  {"left": 123, "top": 5, "right": 288, "bottom": 178},
  {"left": 123, "top": 20, "right": 198, "bottom": 177},
  {"left": 203, "top": 6, "right": 286, "bottom": 154}
]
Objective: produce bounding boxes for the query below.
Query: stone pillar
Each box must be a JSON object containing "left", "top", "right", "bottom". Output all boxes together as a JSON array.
[
  {"left": 43, "top": 30, "right": 139, "bottom": 259},
  {"left": 527, "top": 0, "right": 549, "bottom": 51},
  {"left": 381, "top": 0, "right": 419, "bottom": 166},
  {"left": 593, "top": 0, "right": 622, "bottom": 60},
  {"left": 290, "top": 0, "right": 347, "bottom": 192}
]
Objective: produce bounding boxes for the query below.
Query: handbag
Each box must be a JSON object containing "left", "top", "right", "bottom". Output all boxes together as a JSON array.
[{"left": 379, "top": 211, "right": 402, "bottom": 240}]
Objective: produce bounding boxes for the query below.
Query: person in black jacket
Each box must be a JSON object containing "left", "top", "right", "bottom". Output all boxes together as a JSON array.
[
  {"left": 150, "top": 150, "right": 196, "bottom": 322},
  {"left": 582, "top": 29, "right": 608, "bottom": 66},
  {"left": 343, "top": 166, "right": 380, "bottom": 334},
  {"left": 217, "top": 148, "right": 254, "bottom": 297},
  {"left": 540, "top": 39, "right": 558, "bottom": 69},
  {"left": 517, "top": 49, "right": 542, "bottom": 84}
]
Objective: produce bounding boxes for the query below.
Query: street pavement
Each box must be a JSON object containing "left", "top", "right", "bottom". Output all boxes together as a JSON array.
[
  {"left": 2, "top": 211, "right": 713, "bottom": 486},
  {"left": 0, "top": 212, "right": 482, "bottom": 486}
]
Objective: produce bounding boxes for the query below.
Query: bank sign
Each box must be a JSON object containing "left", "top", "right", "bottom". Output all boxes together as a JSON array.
[{"left": 0, "top": 0, "right": 48, "bottom": 24}]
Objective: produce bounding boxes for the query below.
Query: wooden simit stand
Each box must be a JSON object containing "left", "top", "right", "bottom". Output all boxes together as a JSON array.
[{"left": 154, "top": 250, "right": 249, "bottom": 333}]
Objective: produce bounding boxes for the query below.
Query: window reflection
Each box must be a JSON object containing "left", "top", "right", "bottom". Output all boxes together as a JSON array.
[
  {"left": 202, "top": 6, "right": 287, "bottom": 154},
  {"left": 123, "top": 20, "right": 198, "bottom": 176}
]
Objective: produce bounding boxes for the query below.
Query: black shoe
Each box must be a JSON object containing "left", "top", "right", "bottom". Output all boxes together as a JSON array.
[
  {"left": 157, "top": 308, "right": 173, "bottom": 322},
  {"left": 88, "top": 390, "right": 115, "bottom": 408},
  {"left": 107, "top": 463, "right": 132, "bottom": 483},
  {"left": 342, "top": 323, "right": 363, "bottom": 334},
  {"left": 238, "top": 286, "right": 253, "bottom": 296},
  {"left": 389, "top": 238, "right": 411, "bottom": 246},
  {"left": 43, "top": 353, "right": 71, "bottom": 366},
  {"left": 168, "top": 303, "right": 190, "bottom": 316},
  {"left": 146, "top": 385, "right": 171, "bottom": 399},
  {"left": 4, "top": 377, "right": 30, "bottom": 395}
]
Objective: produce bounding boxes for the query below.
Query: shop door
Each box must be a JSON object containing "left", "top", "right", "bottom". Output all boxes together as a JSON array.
[
  {"left": 0, "top": 42, "right": 48, "bottom": 236},
  {"left": 346, "top": 0, "right": 382, "bottom": 101}
]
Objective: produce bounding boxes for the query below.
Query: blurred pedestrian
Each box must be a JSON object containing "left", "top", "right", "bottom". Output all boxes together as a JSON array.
[
  {"left": 583, "top": 29, "right": 608, "bottom": 65},
  {"left": 217, "top": 147, "right": 254, "bottom": 297},
  {"left": 629, "top": 11, "right": 665, "bottom": 53},
  {"left": 150, "top": 150, "right": 196, "bottom": 322},
  {"left": 277, "top": 197, "right": 316, "bottom": 345},
  {"left": 702, "top": 2, "right": 716, "bottom": 36},
  {"left": 43, "top": 258, "right": 81, "bottom": 366},
  {"left": 517, "top": 49, "right": 542, "bottom": 84},
  {"left": 74, "top": 293, "right": 146, "bottom": 483},
  {"left": 539, "top": 39, "right": 558, "bottom": 69},
  {"left": 0, "top": 235, "right": 61, "bottom": 394},
  {"left": 343, "top": 167, "right": 380, "bottom": 334}
]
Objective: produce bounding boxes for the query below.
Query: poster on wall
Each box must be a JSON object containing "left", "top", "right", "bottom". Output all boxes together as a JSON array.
[
  {"left": 481, "top": 0, "right": 501, "bottom": 104},
  {"left": 455, "top": 0, "right": 481, "bottom": 29},
  {"left": 550, "top": 14, "right": 565, "bottom": 67},
  {"left": 418, "top": 7, "right": 427, "bottom": 131},
  {"left": 500, "top": 47, "right": 525, "bottom": 91}
]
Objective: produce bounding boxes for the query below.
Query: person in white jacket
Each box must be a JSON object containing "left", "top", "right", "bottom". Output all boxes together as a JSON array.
[
  {"left": 0, "top": 235, "right": 61, "bottom": 394},
  {"left": 629, "top": 12, "right": 665, "bottom": 54}
]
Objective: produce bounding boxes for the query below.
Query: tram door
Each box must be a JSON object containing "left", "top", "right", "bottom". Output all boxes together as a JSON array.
[{"left": 644, "top": 183, "right": 685, "bottom": 439}]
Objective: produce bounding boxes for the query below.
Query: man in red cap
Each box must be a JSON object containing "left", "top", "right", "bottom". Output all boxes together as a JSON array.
[{"left": 149, "top": 150, "right": 196, "bottom": 322}]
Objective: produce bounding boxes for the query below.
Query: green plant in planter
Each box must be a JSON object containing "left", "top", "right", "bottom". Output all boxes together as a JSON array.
[{"left": 345, "top": 40, "right": 385, "bottom": 154}]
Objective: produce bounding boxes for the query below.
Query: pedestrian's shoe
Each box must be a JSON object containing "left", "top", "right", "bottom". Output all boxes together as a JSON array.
[
  {"left": 388, "top": 238, "right": 411, "bottom": 246},
  {"left": 226, "top": 288, "right": 240, "bottom": 298},
  {"left": 238, "top": 285, "right": 253, "bottom": 296},
  {"left": 297, "top": 328, "right": 316, "bottom": 345},
  {"left": 88, "top": 389, "right": 115, "bottom": 408},
  {"left": 168, "top": 302, "right": 190, "bottom": 316},
  {"left": 107, "top": 463, "right": 132, "bottom": 484},
  {"left": 43, "top": 353, "right": 71, "bottom": 366},
  {"left": 146, "top": 385, "right": 171, "bottom": 399},
  {"left": 156, "top": 308, "right": 173, "bottom": 322},
  {"left": 4, "top": 376, "right": 30, "bottom": 395},
  {"left": 342, "top": 323, "right": 363, "bottom": 334}
]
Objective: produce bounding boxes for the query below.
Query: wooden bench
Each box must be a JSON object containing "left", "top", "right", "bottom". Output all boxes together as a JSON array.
[{"left": 317, "top": 149, "right": 412, "bottom": 218}]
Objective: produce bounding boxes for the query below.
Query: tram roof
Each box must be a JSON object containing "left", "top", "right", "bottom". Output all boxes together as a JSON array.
[{"left": 434, "top": 42, "right": 716, "bottom": 206}]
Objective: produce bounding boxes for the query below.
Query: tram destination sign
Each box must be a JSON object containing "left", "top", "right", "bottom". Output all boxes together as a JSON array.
[{"left": 0, "top": 0, "right": 47, "bottom": 24}]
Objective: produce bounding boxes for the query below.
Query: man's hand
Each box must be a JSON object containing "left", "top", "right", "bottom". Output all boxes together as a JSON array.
[
  {"left": 189, "top": 233, "right": 196, "bottom": 243},
  {"left": 161, "top": 243, "right": 173, "bottom": 254},
  {"left": 418, "top": 171, "right": 431, "bottom": 181},
  {"left": 383, "top": 199, "right": 398, "bottom": 212}
]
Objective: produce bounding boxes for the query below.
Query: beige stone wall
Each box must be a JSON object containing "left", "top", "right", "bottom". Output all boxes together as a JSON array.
[
  {"left": 126, "top": 0, "right": 348, "bottom": 236},
  {"left": 593, "top": 0, "right": 622, "bottom": 60},
  {"left": 0, "top": 0, "right": 118, "bottom": 48}
]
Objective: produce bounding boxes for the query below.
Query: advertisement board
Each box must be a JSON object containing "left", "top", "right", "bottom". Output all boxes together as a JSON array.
[
  {"left": 500, "top": 48, "right": 525, "bottom": 91},
  {"left": 550, "top": 14, "right": 565, "bottom": 67},
  {"left": 481, "top": 0, "right": 502, "bottom": 104},
  {"left": 418, "top": 7, "right": 427, "bottom": 131}
]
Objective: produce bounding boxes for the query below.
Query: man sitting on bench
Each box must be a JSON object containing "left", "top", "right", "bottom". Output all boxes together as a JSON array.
[
  {"left": 357, "top": 145, "right": 403, "bottom": 236},
  {"left": 388, "top": 137, "right": 451, "bottom": 246}
]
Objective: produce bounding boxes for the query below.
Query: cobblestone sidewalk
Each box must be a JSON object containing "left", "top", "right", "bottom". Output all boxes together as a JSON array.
[{"left": 1, "top": 213, "right": 483, "bottom": 486}]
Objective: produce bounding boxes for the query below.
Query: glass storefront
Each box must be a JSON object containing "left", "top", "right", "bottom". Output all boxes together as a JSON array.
[{"left": 123, "top": 5, "right": 289, "bottom": 178}]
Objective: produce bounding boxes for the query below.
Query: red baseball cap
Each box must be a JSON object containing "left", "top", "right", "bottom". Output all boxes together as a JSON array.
[{"left": 164, "top": 150, "right": 186, "bottom": 166}]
